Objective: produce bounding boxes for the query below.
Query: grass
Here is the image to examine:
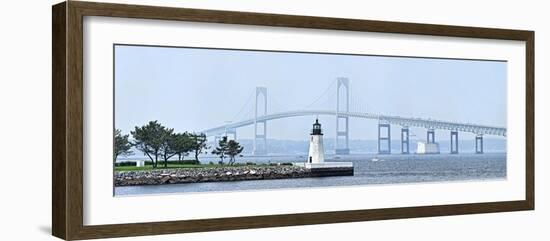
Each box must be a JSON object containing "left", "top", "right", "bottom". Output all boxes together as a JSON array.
[{"left": 115, "top": 163, "right": 258, "bottom": 172}]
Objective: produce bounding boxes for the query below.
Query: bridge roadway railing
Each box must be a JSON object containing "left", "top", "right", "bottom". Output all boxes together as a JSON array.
[
  {"left": 202, "top": 110, "right": 506, "bottom": 137},
  {"left": 377, "top": 115, "right": 506, "bottom": 136}
]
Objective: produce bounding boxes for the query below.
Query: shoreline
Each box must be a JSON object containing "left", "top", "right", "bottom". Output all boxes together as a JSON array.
[{"left": 115, "top": 165, "right": 353, "bottom": 186}]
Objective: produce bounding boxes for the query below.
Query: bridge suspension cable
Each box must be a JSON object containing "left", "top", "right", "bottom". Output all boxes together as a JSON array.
[
  {"left": 349, "top": 83, "right": 370, "bottom": 114},
  {"left": 211, "top": 79, "right": 506, "bottom": 143},
  {"left": 230, "top": 90, "right": 255, "bottom": 122},
  {"left": 303, "top": 80, "right": 337, "bottom": 110},
  {"left": 269, "top": 94, "right": 287, "bottom": 114}
]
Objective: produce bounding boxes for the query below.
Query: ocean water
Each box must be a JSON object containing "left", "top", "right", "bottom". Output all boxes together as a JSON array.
[{"left": 114, "top": 153, "right": 506, "bottom": 196}]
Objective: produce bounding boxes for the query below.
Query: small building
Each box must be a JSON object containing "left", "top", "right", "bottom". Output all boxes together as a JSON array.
[
  {"left": 416, "top": 141, "right": 440, "bottom": 154},
  {"left": 308, "top": 118, "right": 325, "bottom": 163}
]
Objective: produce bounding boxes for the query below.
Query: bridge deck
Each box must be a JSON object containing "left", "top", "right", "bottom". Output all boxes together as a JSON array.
[{"left": 202, "top": 110, "right": 506, "bottom": 137}]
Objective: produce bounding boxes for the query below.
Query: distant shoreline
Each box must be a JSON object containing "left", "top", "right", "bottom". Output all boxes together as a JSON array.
[{"left": 116, "top": 151, "right": 508, "bottom": 162}]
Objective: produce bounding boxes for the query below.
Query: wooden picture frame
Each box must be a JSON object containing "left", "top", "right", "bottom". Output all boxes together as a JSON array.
[{"left": 52, "top": 1, "right": 534, "bottom": 240}]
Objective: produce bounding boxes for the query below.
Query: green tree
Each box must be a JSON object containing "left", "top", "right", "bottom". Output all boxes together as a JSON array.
[
  {"left": 114, "top": 129, "right": 133, "bottom": 162},
  {"left": 211, "top": 136, "right": 229, "bottom": 164},
  {"left": 226, "top": 139, "right": 244, "bottom": 165},
  {"left": 159, "top": 128, "right": 177, "bottom": 168},
  {"left": 172, "top": 132, "right": 192, "bottom": 161},
  {"left": 131, "top": 120, "right": 167, "bottom": 168},
  {"left": 189, "top": 132, "right": 209, "bottom": 164}
]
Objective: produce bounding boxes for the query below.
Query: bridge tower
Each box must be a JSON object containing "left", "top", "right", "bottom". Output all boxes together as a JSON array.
[
  {"left": 401, "top": 127, "right": 409, "bottom": 154},
  {"left": 378, "top": 121, "right": 391, "bottom": 154},
  {"left": 475, "top": 134, "right": 484, "bottom": 154},
  {"left": 335, "top": 77, "right": 350, "bottom": 155},
  {"left": 427, "top": 128, "right": 435, "bottom": 143},
  {"left": 450, "top": 131, "right": 458, "bottom": 154},
  {"left": 253, "top": 87, "right": 267, "bottom": 155}
]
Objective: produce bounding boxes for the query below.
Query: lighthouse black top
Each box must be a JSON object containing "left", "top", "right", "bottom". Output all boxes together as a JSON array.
[{"left": 311, "top": 119, "right": 323, "bottom": 135}]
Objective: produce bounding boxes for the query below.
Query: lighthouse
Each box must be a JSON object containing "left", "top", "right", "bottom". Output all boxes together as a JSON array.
[
  {"left": 295, "top": 118, "right": 353, "bottom": 176},
  {"left": 308, "top": 119, "right": 325, "bottom": 163}
]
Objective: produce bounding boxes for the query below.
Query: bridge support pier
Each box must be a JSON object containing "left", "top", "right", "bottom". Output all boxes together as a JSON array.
[
  {"left": 225, "top": 128, "right": 237, "bottom": 141},
  {"left": 401, "top": 127, "right": 409, "bottom": 154},
  {"left": 214, "top": 130, "right": 236, "bottom": 146},
  {"left": 450, "top": 131, "right": 458, "bottom": 154},
  {"left": 335, "top": 77, "right": 350, "bottom": 155},
  {"left": 427, "top": 129, "right": 435, "bottom": 143},
  {"left": 475, "top": 134, "right": 484, "bottom": 154},
  {"left": 253, "top": 87, "right": 267, "bottom": 155},
  {"left": 378, "top": 123, "right": 391, "bottom": 154}
]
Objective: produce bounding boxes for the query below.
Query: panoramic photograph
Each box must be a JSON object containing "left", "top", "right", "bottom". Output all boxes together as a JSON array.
[{"left": 113, "top": 44, "right": 507, "bottom": 196}]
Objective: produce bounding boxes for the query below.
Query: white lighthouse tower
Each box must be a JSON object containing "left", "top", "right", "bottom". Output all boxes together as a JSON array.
[
  {"left": 308, "top": 119, "right": 325, "bottom": 163},
  {"left": 295, "top": 118, "right": 353, "bottom": 175}
]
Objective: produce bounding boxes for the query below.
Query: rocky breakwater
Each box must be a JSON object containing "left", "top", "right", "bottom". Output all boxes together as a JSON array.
[{"left": 115, "top": 165, "right": 312, "bottom": 186}]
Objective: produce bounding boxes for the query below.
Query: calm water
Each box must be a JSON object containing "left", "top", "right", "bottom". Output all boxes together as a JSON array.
[{"left": 115, "top": 153, "right": 506, "bottom": 196}]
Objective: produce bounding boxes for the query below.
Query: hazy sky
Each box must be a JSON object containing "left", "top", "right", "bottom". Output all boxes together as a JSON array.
[{"left": 114, "top": 45, "right": 507, "bottom": 141}]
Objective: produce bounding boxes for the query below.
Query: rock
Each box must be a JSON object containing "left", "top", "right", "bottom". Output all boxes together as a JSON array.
[{"left": 114, "top": 164, "right": 311, "bottom": 186}]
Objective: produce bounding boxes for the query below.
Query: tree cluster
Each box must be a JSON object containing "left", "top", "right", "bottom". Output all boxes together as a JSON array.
[
  {"left": 211, "top": 136, "right": 244, "bottom": 165},
  {"left": 114, "top": 120, "right": 211, "bottom": 168}
]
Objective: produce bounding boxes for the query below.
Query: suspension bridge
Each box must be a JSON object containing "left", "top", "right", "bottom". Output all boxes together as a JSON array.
[{"left": 201, "top": 77, "right": 506, "bottom": 155}]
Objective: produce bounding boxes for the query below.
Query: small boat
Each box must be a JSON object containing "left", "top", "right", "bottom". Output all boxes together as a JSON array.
[{"left": 371, "top": 157, "right": 387, "bottom": 162}]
